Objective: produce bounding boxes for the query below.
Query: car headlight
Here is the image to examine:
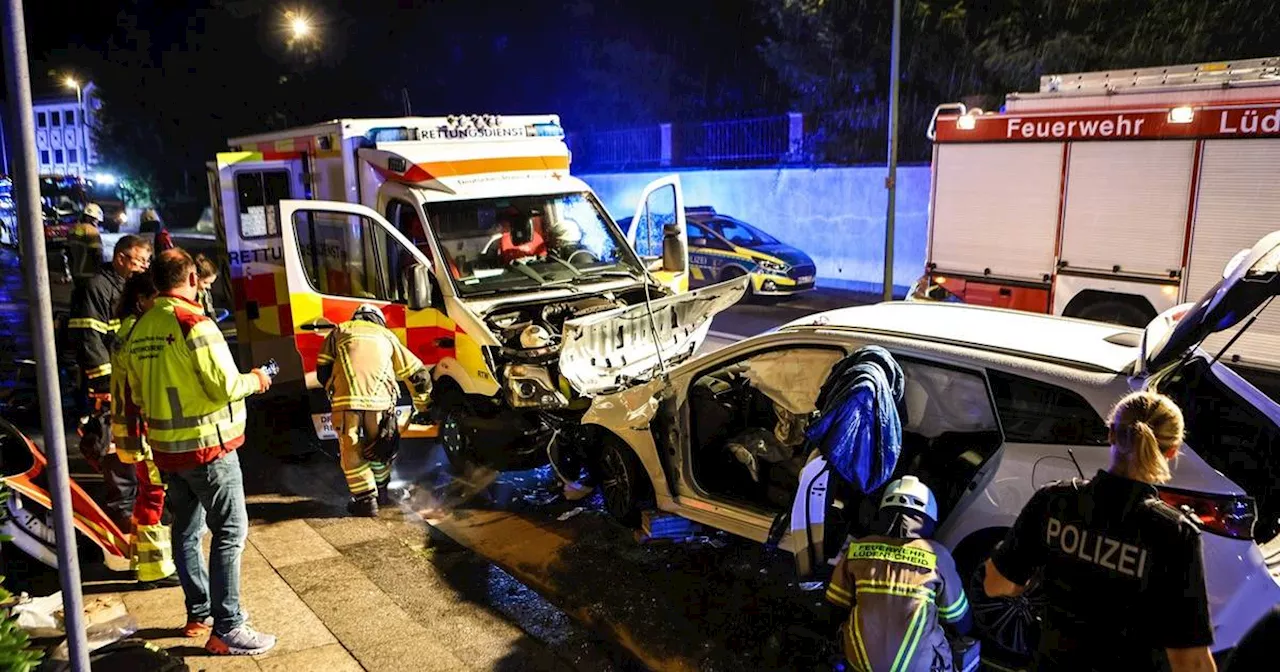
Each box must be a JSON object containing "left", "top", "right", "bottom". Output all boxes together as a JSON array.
[
  {"left": 504, "top": 364, "right": 568, "bottom": 409},
  {"left": 757, "top": 259, "right": 789, "bottom": 274}
]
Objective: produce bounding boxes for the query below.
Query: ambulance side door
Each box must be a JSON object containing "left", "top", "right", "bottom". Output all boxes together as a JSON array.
[
  {"left": 214, "top": 153, "right": 306, "bottom": 371},
  {"left": 277, "top": 199, "right": 437, "bottom": 436},
  {"left": 626, "top": 176, "right": 690, "bottom": 294}
]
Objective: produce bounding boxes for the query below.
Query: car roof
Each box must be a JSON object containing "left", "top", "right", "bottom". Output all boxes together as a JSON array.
[{"left": 779, "top": 301, "right": 1143, "bottom": 373}]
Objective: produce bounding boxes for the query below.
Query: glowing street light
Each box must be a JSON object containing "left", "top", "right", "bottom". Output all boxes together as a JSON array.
[{"left": 285, "top": 10, "right": 313, "bottom": 41}]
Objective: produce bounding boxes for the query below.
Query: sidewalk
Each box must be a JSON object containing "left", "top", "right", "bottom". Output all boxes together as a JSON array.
[{"left": 86, "top": 491, "right": 571, "bottom": 672}]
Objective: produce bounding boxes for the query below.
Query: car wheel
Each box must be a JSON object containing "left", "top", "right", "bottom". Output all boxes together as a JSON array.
[
  {"left": 1074, "top": 300, "right": 1151, "bottom": 328},
  {"left": 596, "top": 437, "right": 652, "bottom": 527},
  {"left": 966, "top": 550, "right": 1048, "bottom": 664}
]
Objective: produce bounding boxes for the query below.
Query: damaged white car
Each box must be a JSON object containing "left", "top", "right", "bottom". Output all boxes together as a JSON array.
[{"left": 578, "top": 231, "right": 1280, "bottom": 661}]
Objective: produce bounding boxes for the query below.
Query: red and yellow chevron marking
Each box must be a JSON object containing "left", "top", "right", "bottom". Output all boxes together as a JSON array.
[
  {"left": 230, "top": 270, "right": 293, "bottom": 339},
  {"left": 288, "top": 292, "right": 462, "bottom": 374}
]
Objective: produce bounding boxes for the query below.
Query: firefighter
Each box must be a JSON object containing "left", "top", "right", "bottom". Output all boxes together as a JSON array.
[
  {"left": 983, "top": 391, "right": 1215, "bottom": 672},
  {"left": 109, "top": 271, "right": 179, "bottom": 589},
  {"left": 825, "top": 475, "right": 972, "bottom": 672},
  {"left": 123, "top": 248, "right": 276, "bottom": 655},
  {"left": 69, "top": 233, "right": 152, "bottom": 533},
  {"left": 67, "top": 202, "right": 106, "bottom": 285},
  {"left": 316, "top": 304, "right": 432, "bottom": 517}
]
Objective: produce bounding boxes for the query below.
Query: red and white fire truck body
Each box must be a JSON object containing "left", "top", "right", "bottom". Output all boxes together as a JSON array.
[{"left": 917, "top": 57, "right": 1280, "bottom": 372}]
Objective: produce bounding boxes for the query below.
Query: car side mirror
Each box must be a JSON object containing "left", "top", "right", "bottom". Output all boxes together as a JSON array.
[
  {"left": 402, "top": 263, "right": 433, "bottom": 311},
  {"left": 661, "top": 223, "right": 686, "bottom": 273}
]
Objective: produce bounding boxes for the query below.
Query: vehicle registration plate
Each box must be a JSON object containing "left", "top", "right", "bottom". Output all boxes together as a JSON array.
[{"left": 797, "top": 275, "right": 814, "bottom": 283}]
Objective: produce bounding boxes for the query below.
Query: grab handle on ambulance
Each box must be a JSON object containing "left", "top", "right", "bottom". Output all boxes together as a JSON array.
[{"left": 301, "top": 317, "right": 336, "bottom": 331}]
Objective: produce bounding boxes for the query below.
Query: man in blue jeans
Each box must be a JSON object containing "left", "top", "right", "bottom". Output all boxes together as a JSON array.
[{"left": 124, "top": 248, "right": 277, "bottom": 655}]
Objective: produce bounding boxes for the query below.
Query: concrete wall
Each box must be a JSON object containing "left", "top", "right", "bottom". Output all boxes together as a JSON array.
[{"left": 579, "top": 164, "right": 932, "bottom": 294}]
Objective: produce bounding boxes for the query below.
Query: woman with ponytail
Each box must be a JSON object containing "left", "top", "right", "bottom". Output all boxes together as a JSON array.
[{"left": 981, "top": 391, "right": 1216, "bottom": 671}]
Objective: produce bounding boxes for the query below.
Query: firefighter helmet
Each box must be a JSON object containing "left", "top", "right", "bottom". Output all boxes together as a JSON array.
[
  {"left": 83, "top": 202, "right": 104, "bottom": 223},
  {"left": 352, "top": 303, "right": 386, "bottom": 327},
  {"left": 879, "top": 475, "right": 938, "bottom": 522}
]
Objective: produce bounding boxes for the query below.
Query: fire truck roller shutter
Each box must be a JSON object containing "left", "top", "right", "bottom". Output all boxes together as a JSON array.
[
  {"left": 1184, "top": 139, "right": 1280, "bottom": 371},
  {"left": 1060, "top": 140, "right": 1194, "bottom": 277},
  {"left": 931, "top": 143, "right": 1064, "bottom": 281}
]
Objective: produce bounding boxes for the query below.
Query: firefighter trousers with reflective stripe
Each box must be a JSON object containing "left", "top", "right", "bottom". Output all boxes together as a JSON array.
[
  {"left": 338, "top": 410, "right": 391, "bottom": 498},
  {"left": 131, "top": 458, "right": 176, "bottom": 582}
]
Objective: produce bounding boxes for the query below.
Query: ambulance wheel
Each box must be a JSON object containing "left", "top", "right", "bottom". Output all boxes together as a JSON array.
[
  {"left": 595, "top": 436, "right": 652, "bottom": 527},
  {"left": 439, "top": 407, "right": 474, "bottom": 473},
  {"left": 963, "top": 542, "right": 1047, "bottom": 664}
]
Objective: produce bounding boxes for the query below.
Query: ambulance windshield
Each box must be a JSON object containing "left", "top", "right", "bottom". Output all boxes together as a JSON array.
[{"left": 426, "top": 192, "right": 645, "bottom": 296}]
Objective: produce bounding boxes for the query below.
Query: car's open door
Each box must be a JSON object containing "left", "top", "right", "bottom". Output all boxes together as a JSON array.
[
  {"left": 276, "top": 199, "right": 439, "bottom": 439},
  {"left": 626, "top": 175, "right": 690, "bottom": 294}
]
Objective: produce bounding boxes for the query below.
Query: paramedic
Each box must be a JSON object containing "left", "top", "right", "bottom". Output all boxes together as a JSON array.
[
  {"left": 983, "top": 391, "right": 1215, "bottom": 672},
  {"left": 69, "top": 233, "right": 152, "bottom": 532},
  {"left": 825, "top": 476, "right": 972, "bottom": 671},
  {"left": 109, "top": 271, "right": 179, "bottom": 589},
  {"left": 124, "top": 248, "right": 277, "bottom": 656},
  {"left": 67, "top": 202, "right": 106, "bottom": 285},
  {"left": 316, "top": 304, "right": 432, "bottom": 517}
]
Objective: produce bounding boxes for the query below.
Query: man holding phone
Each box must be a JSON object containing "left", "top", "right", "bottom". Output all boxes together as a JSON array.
[{"left": 124, "top": 248, "right": 277, "bottom": 656}]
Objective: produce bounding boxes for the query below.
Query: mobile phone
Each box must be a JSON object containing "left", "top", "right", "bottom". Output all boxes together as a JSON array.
[{"left": 260, "top": 359, "right": 280, "bottom": 379}]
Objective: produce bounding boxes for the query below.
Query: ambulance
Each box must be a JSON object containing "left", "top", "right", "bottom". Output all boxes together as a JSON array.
[
  {"left": 208, "top": 114, "right": 746, "bottom": 470},
  {"left": 912, "top": 56, "right": 1280, "bottom": 373}
]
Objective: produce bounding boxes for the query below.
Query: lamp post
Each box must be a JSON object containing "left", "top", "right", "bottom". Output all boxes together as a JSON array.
[
  {"left": 63, "top": 76, "right": 85, "bottom": 176},
  {"left": 882, "top": 0, "right": 902, "bottom": 302}
]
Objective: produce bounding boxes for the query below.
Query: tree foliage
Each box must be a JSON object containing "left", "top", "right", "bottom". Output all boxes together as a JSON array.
[{"left": 756, "top": 0, "right": 1280, "bottom": 161}]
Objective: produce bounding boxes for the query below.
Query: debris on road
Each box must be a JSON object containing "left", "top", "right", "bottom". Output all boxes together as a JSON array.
[{"left": 557, "top": 507, "right": 586, "bottom": 521}]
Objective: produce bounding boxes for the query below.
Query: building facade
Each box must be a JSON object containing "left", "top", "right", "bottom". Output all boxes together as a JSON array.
[{"left": 32, "top": 82, "right": 100, "bottom": 176}]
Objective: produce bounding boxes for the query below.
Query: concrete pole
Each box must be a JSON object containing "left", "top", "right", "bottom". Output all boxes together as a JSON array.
[
  {"left": 882, "top": 0, "right": 902, "bottom": 302},
  {"left": 1, "top": 2, "right": 91, "bottom": 670}
]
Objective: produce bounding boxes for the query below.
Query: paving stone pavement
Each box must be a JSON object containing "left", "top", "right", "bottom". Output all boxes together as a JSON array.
[{"left": 89, "top": 495, "right": 578, "bottom": 671}]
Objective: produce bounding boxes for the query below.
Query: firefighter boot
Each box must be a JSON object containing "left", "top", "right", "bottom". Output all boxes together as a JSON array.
[{"left": 347, "top": 494, "right": 378, "bottom": 518}]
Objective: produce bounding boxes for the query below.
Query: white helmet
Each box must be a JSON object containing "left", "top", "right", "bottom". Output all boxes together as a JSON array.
[
  {"left": 83, "top": 202, "right": 104, "bottom": 223},
  {"left": 879, "top": 475, "right": 938, "bottom": 522},
  {"left": 352, "top": 303, "right": 386, "bottom": 327}
]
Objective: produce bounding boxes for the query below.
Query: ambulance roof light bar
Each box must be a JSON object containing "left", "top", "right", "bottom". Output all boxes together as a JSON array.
[{"left": 1010, "top": 56, "right": 1280, "bottom": 100}]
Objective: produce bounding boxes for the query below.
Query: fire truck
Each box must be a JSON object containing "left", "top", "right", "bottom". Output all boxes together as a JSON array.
[
  {"left": 208, "top": 114, "right": 745, "bottom": 470},
  {"left": 913, "top": 56, "right": 1280, "bottom": 373}
]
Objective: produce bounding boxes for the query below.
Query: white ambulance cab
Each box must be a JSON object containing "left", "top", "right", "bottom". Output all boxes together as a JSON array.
[
  {"left": 913, "top": 56, "right": 1280, "bottom": 373},
  {"left": 207, "top": 114, "right": 746, "bottom": 470}
]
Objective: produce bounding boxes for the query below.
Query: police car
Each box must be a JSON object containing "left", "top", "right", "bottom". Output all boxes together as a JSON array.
[
  {"left": 580, "top": 231, "right": 1280, "bottom": 665},
  {"left": 619, "top": 207, "right": 816, "bottom": 297}
]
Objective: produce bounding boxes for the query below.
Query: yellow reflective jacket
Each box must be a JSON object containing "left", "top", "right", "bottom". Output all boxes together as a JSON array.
[
  {"left": 109, "top": 314, "right": 147, "bottom": 464},
  {"left": 316, "top": 319, "right": 429, "bottom": 412},
  {"left": 124, "top": 295, "right": 260, "bottom": 472}
]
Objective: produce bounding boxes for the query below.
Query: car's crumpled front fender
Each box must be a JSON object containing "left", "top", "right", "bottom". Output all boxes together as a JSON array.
[{"left": 582, "top": 379, "right": 666, "bottom": 431}]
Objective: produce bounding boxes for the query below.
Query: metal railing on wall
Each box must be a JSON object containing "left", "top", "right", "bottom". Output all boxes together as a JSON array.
[{"left": 566, "top": 99, "right": 935, "bottom": 171}]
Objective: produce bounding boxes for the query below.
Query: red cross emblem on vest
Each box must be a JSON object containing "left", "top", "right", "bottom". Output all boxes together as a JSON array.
[{"left": 166, "top": 334, "right": 175, "bottom": 345}]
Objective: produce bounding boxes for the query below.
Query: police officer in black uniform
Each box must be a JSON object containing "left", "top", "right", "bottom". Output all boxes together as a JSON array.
[{"left": 982, "top": 391, "right": 1216, "bottom": 672}]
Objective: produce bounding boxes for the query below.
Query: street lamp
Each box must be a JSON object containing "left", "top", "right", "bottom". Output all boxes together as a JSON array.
[
  {"left": 62, "top": 76, "right": 86, "bottom": 176},
  {"left": 285, "top": 10, "right": 313, "bottom": 41}
]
